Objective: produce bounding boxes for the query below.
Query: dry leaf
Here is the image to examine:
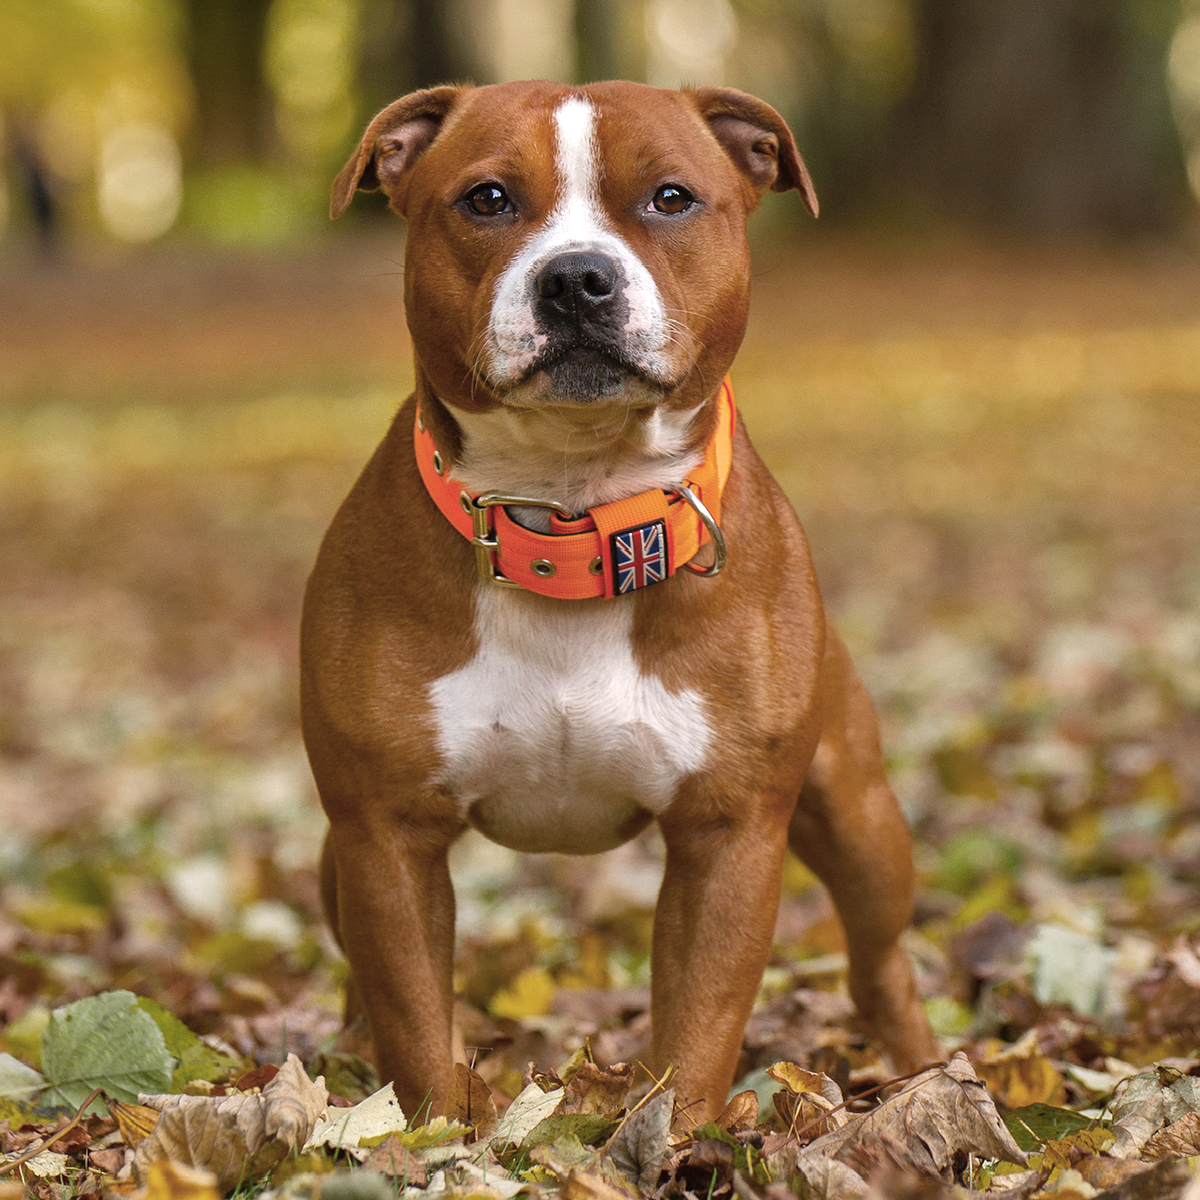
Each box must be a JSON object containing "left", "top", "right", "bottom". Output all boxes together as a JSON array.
[
  {"left": 109, "top": 1100, "right": 161, "bottom": 1148},
  {"left": 768, "top": 1063, "right": 846, "bottom": 1140},
  {"left": 446, "top": 1063, "right": 498, "bottom": 1140},
  {"left": 1144, "top": 1111, "right": 1200, "bottom": 1160},
  {"left": 715, "top": 1090, "right": 759, "bottom": 1134},
  {"left": 140, "top": 1159, "right": 220, "bottom": 1200},
  {"left": 776, "top": 1052, "right": 1026, "bottom": 1196},
  {"left": 1111, "top": 1069, "right": 1200, "bottom": 1159},
  {"left": 360, "top": 1134, "right": 428, "bottom": 1184},
  {"left": 562, "top": 1061, "right": 635, "bottom": 1119},
  {"left": 304, "top": 1082, "right": 407, "bottom": 1156},
  {"left": 605, "top": 1087, "right": 673, "bottom": 1193},
  {"left": 0, "top": 1148, "right": 70, "bottom": 1178},
  {"left": 560, "top": 1166, "right": 640, "bottom": 1200},
  {"left": 973, "top": 1031, "right": 1067, "bottom": 1108},
  {"left": 133, "top": 1054, "right": 328, "bottom": 1191}
]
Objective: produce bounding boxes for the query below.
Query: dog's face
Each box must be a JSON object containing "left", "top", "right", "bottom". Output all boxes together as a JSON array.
[{"left": 333, "top": 81, "right": 816, "bottom": 417}]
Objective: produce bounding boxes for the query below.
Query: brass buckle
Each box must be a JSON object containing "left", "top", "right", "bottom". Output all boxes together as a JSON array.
[
  {"left": 670, "top": 482, "right": 726, "bottom": 577},
  {"left": 469, "top": 492, "right": 575, "bottom": 588}
]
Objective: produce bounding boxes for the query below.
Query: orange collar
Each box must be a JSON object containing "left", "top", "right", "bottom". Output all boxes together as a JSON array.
[{"left": 415, "top": 379, "right": 735, "bottom": 600}]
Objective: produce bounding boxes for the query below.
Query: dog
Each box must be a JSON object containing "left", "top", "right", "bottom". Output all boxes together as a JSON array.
[{"left": 302, "top": 79, "right": 939, "bottom": 1125}]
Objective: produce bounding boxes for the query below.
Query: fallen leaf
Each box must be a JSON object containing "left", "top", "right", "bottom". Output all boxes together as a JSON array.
[
  {"left": 560, "top": 1166, "right": 640, "bottom": 1200},
  {"left": 108, "top": 1099, "right": 161, "bottom": 1148},
  {"left": 304, "top": 1082, "right": 406, "bottom": 1157},
  {"left": 447, "top": 1063, "right": 499, "bottom": 1139},
  {"left": 360, "top": 1134, "right": 428, "bottom": 1184},
  {"left": 768, "top": 1062, "right": 846, "bottom": 1139},
  {"left": 605, "top": 1087, "right": 672, "bottom": 1193},
  {"left": 776, "top": 1052, "right": 1026, "bottom": 1194},
  {"left": 134, "top": 1053, "right": 327, "bottom": 1191},
  {"left": 41, "top": 991, "right": 174, "bottom": 1111},
  {"left": 1144, "top": 1111, "right": 1200, "bottom": 1160},
  {"left": 1026, "top": 925, "right": 1118, "bottom": 1018},
  {"left": 490, "top": 1081, "right": 565, "bottom": 1149},
  {"left": 974, "top": 1030, "right": 1067, "bottom": 1107},
  {"left": 490, "top": 968, "right": 556, "bottom": 1020},
  {"left": 0, "top": 1149, "right": 70, "bottom": 1178},
  {"left": 714, "top": 1090, "right": 759, "bottom": 1133},
  {"left": 0, "top": 1054, "right": 45, "bottom": 1103},
  {"left": 562, "top": 1061, "right": 634, "bottom": 1119},
  {"left": 1110, "top": 1068, "right": 1200, "bottom": 1159},
  {"left": 1004, "top": 1103, "right": 1093, "bottom": 1152},
  {"left": 140, "top": 1159, "right": 220, "bottom": 1200}
]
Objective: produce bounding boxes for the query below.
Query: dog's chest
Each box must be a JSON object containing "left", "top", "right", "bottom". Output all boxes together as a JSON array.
[{"left": 430, "top": 587, "right": 710, "bottom": 854}]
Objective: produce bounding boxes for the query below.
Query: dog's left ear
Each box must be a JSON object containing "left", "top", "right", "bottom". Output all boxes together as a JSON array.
[
  {"left": 331, "top": 86, "right": 467, "bottom": 219},
  {"left": 686, "top": 87, "right": 818, "bottom": 217}
]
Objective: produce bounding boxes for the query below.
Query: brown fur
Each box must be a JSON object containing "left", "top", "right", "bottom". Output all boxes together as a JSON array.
[{"left": 303, "top": 80, "right": 938, "bottom": 1125}]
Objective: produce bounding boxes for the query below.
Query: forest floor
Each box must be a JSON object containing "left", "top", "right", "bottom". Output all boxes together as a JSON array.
[{"left": 2, "top": 229, "right": 1200, "bottom": 1198}]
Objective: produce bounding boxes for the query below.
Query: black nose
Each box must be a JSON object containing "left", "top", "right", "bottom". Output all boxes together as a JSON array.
[{"left": 535, "top": 252, "right": 618, "bottom": 321}]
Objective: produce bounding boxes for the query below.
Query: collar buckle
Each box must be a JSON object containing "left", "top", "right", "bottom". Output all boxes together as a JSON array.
[{"left": 468, "top": 492, "right": 575, "bottom": 588}]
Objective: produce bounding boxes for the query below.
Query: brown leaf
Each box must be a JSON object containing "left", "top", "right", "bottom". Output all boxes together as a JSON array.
[
  {"left": 1144, "top": 1111, "right": 1200, "bottom": 1160},
  {"left": 446, "top": 1063, "right": 498, "bottom": 1140},
  {"left": 768, "top": 1063, "right": 846, "bottom": 1141},
  {"left": 108, "top": 1100, "right": 161, "bottom": 1149},
  {"left": 606, "top": 1088, "right": 673, "bottom": 1193},
  {"left": 1087, "top": 1158, "right": 1190, "bottom": 1200},
  {"left": 777, "top": 1052, "right": 1026, "bottom": 1195},
  {"left": 360, "top": 1134, "right": 428, "bottom": 1184},
  {"left": 138, "top": 1159, "right": 220, "bottom": 1200},
  {"left": 563, "top": 1061, "right": 635, "bottom": 1119},
  {"left": 133, "top": 1053, "right": 328, "bottom": 1192},
  {"left": 89, "top": 1146, "right": 130, "bottom": 1175},
  {"left": 561, "top": 1167, "right": 640, "bottom": 1200},
  {"left": 972, "top": 1031, "right": 1066, "bottom": 1108},
  {"left": 1075, "top": 1157, "right": 1155, "bottom": 1190},
  {"left": 715, "top": 1090, "right": 759, "bottom": 1134}
]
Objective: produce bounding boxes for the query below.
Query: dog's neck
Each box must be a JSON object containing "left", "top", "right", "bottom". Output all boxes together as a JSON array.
[{"left": 420, "top": 380, "right": 710, "bottom": 532}]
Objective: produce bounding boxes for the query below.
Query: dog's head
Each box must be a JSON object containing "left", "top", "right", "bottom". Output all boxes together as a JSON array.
[{"left": 333, "top": 81, "right": 815, "bottom": 417}]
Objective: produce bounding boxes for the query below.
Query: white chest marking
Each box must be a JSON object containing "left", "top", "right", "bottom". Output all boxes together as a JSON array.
[
  {"left": 486, "top": 97, "right": 670, "bottom": 387},
  {"left": 430, "top": 587, "right": 710, "bottom": 854}
]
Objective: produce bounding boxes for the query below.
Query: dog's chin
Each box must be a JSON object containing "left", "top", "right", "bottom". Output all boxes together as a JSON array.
[{"left": 514, "top": 347, "right": 657, "bottom": 406}]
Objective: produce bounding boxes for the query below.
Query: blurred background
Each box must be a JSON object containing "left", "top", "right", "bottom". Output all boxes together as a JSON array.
[{"left": 2, "top": 0, "right": 1200, "bottom": 1080}]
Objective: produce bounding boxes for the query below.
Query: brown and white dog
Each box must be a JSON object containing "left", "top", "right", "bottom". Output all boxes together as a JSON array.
[{"left": 302, "top": 80, "right": 938, "bottom": 1125}]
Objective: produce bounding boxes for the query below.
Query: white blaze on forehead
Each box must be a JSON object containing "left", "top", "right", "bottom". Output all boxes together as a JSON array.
[
  {"left": 485, "top": 95, "right": 671, "bottom": 387},
  {"left": 553, "top": 96, "right": 601, "bottom": 222}
]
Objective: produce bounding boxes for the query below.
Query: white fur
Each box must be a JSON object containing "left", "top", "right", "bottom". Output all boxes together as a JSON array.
[
  {"left": 486, "top": 97, "right": 671, "bottom": 387},
  {"left": 431, "top": 586, "right": 711, "bottom": 854},
  {"left": 453, "top": 400, "right": 704, "bottom": 529}
]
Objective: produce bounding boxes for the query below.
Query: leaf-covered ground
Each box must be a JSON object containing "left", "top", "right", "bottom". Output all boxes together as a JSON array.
[{"left": 2, "top": 235, "right": 1200, "bottom": 1198}]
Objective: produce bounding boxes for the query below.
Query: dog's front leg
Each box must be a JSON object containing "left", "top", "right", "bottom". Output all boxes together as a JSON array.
[
  {"left": 651, "top": 807, "right": 792, "bottom": 1125},
  {"left": 326, "top": 815, "right": 458, "bottom": 1120}
]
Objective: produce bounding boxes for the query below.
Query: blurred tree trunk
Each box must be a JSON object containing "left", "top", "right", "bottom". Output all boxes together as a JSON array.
[
  {"left": 892, "top": 0, "right": 1186, "bottom": 235},
  {"left": 183, "top": 0, "right": 275, "bottom": 164},
  {"left": 576, "top": 0, "right": 622, "bottom": 82},
  {"left": 358, "top": 0, "right": 470, "bottom": 117}
]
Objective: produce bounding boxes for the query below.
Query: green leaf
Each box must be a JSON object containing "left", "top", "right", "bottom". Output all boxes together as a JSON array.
[
  {"left": 521, "top": 1113, "right": 619, "bottom": 1151},
  {"left": 136, "top": 996, "right": 237, "bottom": 1089},
  {"left": 1004, "top": 1103, "right": 1095, "bottom": 1151},
  {"left": 40, "top": 990, "right": 174, "bottom": 1111},
  {"left": 0, "top": 1052, "right": 46, "bottom": 1102}
]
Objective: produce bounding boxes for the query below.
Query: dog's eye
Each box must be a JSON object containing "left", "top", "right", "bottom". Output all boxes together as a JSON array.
[
  {"left": 465, "top": 183, "right": 511, "bottom": 216},
  {"left": 650, "top": 184, "right": 694, "bottom": 215}
]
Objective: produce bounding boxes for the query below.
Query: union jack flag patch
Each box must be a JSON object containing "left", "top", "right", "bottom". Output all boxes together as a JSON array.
[{"left": 611, "top": 520, "right": 669, "bottom": 594}]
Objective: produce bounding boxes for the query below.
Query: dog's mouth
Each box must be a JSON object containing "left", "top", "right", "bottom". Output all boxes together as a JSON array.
[{"left": 518, "top": 342, "right": 655, "bottom": 404}]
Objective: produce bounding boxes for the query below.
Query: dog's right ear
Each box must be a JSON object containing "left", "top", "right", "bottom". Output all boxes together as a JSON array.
[{"left": 331, "top": 86, "right": 466, "bottom": 219}]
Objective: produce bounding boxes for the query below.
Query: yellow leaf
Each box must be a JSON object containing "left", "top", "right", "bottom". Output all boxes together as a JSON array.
[
  {"left": 490, "top": 967, "right": 556, "bottom": 1019},
  {"left": 109, "top": 1098, "right": 162, "bottom": 1147},
  {"left": 974, "top": 1031, "right": 1066, "bottom": 1107},
  {"left": 143, "top": 1159, "right": 221, "bottom": 1200}
]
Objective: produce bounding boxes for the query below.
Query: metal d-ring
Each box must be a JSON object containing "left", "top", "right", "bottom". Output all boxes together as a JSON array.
[{"left": 670, "top": 481, "right": 726, "bottom": 577}]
